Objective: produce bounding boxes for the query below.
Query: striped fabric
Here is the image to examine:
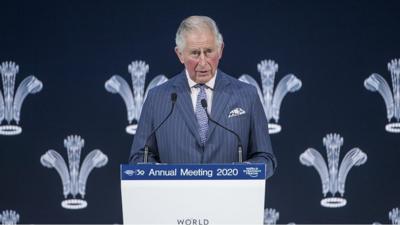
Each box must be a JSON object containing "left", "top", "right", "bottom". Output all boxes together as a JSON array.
[{"left": 129, "top": 70, "right": 277, "bottom": 179}]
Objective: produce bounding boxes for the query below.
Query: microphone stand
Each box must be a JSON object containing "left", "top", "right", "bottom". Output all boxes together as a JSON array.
[
  {"left": 201, "top": 99, "right": 243, "bottom": 163},
  {"left": 143, "top": 93, "right": 177, "bottom": 163}
]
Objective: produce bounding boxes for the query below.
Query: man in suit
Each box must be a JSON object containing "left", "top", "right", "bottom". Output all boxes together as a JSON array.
[{"left": 130, "top": 15, "right": 277, "bottom": 179}]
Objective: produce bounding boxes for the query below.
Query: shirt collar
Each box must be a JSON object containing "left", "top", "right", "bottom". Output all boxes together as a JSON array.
[{"left": 185, "top": 70, "right": 217, "bottom": 90}]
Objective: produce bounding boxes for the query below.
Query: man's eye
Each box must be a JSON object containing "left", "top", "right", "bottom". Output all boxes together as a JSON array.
[{"left": 205, "top": 49, "right": 215, "bottom": 56}]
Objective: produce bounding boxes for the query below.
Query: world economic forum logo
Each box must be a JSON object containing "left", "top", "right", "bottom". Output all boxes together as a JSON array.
[
  {"left": 0, "top": 210, "right": 20, "bottom": 225},
  {"left": 243, "top": 167, "right": 262, "bottom": 178},
  {"left": 105, "top": 61, "right": 168, "bottom": 134},
  {"left": 124, "top": 169, "right": 145, "bottom": 176},
  {"left": 239, "top": 60, "right": 302, "bottom": 134},
  {"left": 0, "top": 61, "right": 42, "bottom": 135},
  {"left": 40, "top": 135, "right": 108, "bottom": 210},
  {"left": 364, "top": 59, "right": 400, "bottom": 133},
  {"left": 299, "top": 133, "right": 367, "bottom": 208}
]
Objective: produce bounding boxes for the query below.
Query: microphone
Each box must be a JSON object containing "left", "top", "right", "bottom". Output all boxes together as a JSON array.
[
  {"left": 200, "top": 99, "right": 243, "bottom": 163},
  {"left": 143, "top": 93, "right": 178, "bottom": 163}
]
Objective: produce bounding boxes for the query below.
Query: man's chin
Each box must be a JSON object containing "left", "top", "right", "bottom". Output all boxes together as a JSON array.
[{"left": 196, "top": 73, "right": 213, "bottom": 83}]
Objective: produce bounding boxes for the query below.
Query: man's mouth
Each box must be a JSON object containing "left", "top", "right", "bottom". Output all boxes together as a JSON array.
[{"left": 197, "top": 70, "right": 209, "bottom": 75}]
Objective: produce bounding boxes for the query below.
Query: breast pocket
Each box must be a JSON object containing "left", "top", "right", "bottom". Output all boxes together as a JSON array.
[{"left": 226, "top": 109, "right": 250, "bottom": 133}]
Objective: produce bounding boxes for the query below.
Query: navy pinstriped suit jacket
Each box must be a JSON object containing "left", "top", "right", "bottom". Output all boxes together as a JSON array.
[{"left": 129, "top": 70, "right": 277, "bottom": 179}]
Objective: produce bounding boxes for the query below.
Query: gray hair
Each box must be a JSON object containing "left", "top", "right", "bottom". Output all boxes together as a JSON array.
[{"left": 175, "top": 16, "right": 224, "bottom": 52}]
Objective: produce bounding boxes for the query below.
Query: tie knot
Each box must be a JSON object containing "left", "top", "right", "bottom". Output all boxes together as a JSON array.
[{"left": 194, "top": 84, "right": 207, "bottom": 90}]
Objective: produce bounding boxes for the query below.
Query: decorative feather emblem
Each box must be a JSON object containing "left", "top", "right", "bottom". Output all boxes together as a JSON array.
[
  {"left": 0, "top": 61, "right": 42, "bottom": 135},
  {"left": 105, "top": 60, "right": 168, "bottom": 134},
  {"left": 365, "top": 59, "right": 400, "bottom": 133},
  {"left": 40, "top": 135, "right": 108, "bottom": 210},
  {"left": 299, "top": 133, "right": 367, "bottom": 208},
  {"left": 239, "top": 60, "right": 301, "bottom": 134}
]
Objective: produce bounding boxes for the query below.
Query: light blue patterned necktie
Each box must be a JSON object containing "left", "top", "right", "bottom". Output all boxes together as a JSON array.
[{"left": 195, "top": 84, "right": 208, "bottom": 144}]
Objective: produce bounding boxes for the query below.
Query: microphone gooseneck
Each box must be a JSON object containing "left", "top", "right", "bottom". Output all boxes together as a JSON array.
[
  {"left": 200, "top": 99, "right": 243, "bottom": 163},
  {"left": 143, "top": 93, "right": 178, "bottom": 163}
]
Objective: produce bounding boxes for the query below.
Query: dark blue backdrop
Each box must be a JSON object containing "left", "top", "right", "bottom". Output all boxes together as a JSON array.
[{"left": 1, "top": 0, "right": 399, "bottom": 223}]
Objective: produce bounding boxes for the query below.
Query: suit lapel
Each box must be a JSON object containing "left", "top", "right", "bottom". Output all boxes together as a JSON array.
[
  {"left": 207, "top": 71, "right": 232, "bottom": 140},
  {"left": 173, "top": 72, "right": 202, "bottom": 145}
]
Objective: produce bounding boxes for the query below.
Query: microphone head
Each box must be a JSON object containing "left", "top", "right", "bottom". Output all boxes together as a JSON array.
[
  {"left": 171, "top": 93, "right": 177, "bottom": 103},
  {"left": 201, "top": 99, "right": 208, "bottom": 108}
]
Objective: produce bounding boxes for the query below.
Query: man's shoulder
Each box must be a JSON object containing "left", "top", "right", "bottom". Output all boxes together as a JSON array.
[
  {"left": 219, "top": 71, "right": 258, "bottom": 94},
  {"left": 147, "top": 72, "right": 183, "bottom": 94}
]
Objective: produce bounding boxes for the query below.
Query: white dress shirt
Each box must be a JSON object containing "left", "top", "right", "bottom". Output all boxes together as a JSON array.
[{"left": 186, "top": 70, "right": 216, "bottom": 114}]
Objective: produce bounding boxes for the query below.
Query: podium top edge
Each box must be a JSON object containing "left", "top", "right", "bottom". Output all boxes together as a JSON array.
[{"left": 120, "top": 163, "right": 266, "bottom": 180}]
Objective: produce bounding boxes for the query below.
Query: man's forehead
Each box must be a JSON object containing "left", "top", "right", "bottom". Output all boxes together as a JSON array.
[
  {"left": 185, "top": 24, "right": 213, "bottom": 35},
  {"left": 187, "top": 46, "right": 215, "bottom": 50},
  {"left": 184, "top": 27, "right": 214, "bottom": 39},
  {"left": 184, "top": 34, "right": 218, "bottom": 49}
]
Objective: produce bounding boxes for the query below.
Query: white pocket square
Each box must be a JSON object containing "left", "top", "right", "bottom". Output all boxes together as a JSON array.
[{"left": 228, "top": 107, "right": 246, "bottom": 118}]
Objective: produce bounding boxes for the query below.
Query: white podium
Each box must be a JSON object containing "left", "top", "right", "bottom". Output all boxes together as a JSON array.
[{"left": 121, "top": 163, "right": 266, "bottom": 225}]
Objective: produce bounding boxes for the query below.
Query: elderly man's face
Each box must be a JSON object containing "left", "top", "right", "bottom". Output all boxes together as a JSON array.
[{"left": 175, "top": 29, "right": 223, "bottom": 84}]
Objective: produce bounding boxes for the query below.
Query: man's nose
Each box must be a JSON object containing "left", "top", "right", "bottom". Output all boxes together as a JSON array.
[{"left": 198, "top": 52, "right": 207, "bottom": 66}]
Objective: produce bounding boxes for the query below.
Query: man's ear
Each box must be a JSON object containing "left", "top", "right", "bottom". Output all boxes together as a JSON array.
[
  {"left": 218, "top": 43, "right": 224, "bottom": 59},
  {"left": 175, "top": 47, "right": 185, "bottom": 64}
]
